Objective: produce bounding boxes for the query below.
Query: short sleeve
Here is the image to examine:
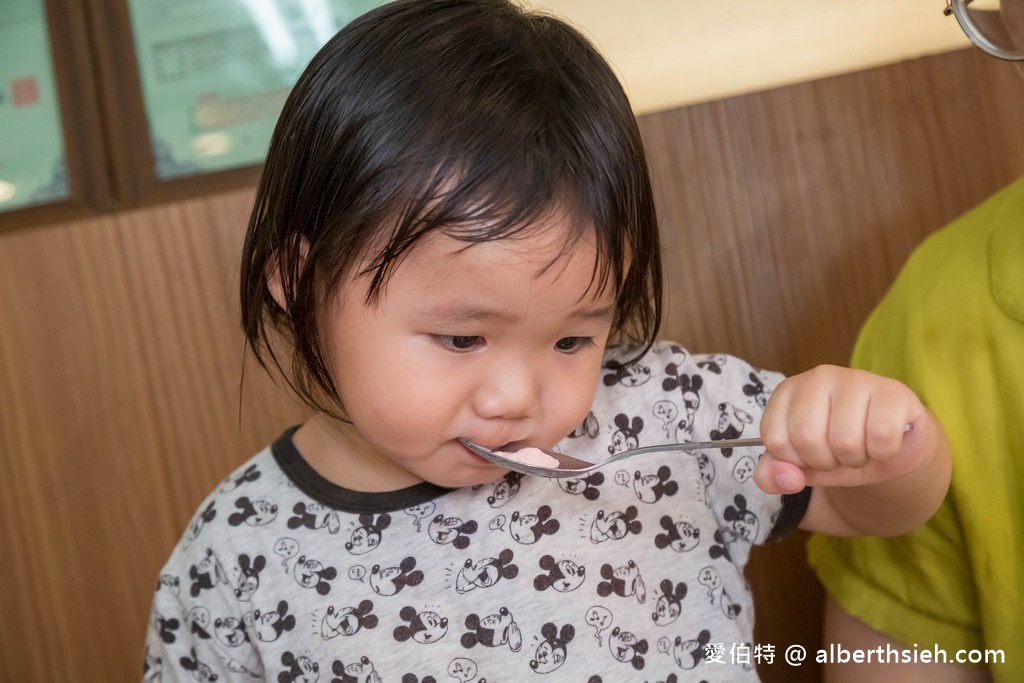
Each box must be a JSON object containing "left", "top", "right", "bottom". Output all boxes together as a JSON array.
[
  {"left": 588, "top": 342, "right": 800, "bottom": 552},
  {"left": 807, "top": 497, "right": 984, "bottom": 651},
  {"left": 144, "top": 532, "right": 265, "bottom": 680},
  {"left": 144, "top": 573, "right": 259, "bottom": 681}
]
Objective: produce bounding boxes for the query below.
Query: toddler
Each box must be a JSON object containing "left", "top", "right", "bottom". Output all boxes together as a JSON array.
[{"left": 144, "top": 1, "right": 950, "bottom": 680}]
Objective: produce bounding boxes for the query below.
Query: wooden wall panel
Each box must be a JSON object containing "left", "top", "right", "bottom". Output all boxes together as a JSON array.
[
  {"left": 1, "top": 47, "right": 1022, "bottom": 681},
  {"left": 0, "top": 190, "right": 308, "bottom": 680},
  {"left": 647, "top": 48, "right": 1024, "bottom": 375}
]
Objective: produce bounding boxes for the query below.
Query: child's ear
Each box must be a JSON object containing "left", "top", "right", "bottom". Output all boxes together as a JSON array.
[{"left": 266, "top": 238, "right": 309, "bottom": 312}]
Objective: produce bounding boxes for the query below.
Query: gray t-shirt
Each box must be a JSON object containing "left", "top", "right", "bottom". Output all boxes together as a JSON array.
[{"left": 144, "top": 341, "right": 808, "bottom": 682}]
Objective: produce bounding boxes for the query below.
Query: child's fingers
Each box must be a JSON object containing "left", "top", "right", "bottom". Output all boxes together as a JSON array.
[
  {"left": 762, "top": 369, "right": 834, "bottom": 471},
  {"left": 758, "top": 457, "right": 884, "bottom": 492},
  {"left": 865, "top": 387, "right": 922, "bottom": 461},
  {"left": 754, "top": 452, "right": 809, "bottom": 495},
  {"left": 826, "top": 379, "right": 872, "bottom": 469},
  {"left": 757, "top": 426, "right": 921, "bottom": 493}
]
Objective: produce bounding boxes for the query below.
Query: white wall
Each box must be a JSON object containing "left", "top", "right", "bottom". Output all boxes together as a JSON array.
[{"left": 533, "top": 0, "right": 971, "bottom": 114}]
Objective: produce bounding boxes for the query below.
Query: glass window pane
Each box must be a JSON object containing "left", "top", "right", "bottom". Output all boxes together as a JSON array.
[
  {"left": 126, "top": 0, "right": 389, "bottom": 179},
  {"left": 0, "top": 0, "right": 70, "bottom": 213}
]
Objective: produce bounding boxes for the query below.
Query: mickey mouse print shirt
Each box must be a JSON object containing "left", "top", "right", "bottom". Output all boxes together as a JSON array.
[{"left": 144, "top": 341, "right": 809, "bottom": 682}]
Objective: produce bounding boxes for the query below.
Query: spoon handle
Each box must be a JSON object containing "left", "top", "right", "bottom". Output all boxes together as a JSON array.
[
  {"left": 595, "top": 437, "right": 761, "bottom": 469},
  {"left": 621, "top": 437, "right": 763, "bottom": 458}
]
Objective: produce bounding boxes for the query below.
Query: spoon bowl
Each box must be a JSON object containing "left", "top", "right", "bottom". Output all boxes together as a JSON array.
[{"left": 459, "top": 437, "right": 764, "bottom": 478}]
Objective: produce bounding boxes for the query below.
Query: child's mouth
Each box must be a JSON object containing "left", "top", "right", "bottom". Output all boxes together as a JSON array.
[{"left": 460, "top": 439, "right": 516, "bottom": 463}]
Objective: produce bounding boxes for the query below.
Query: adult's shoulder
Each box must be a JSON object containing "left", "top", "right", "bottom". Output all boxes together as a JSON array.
[
  {"left": 898, "top": 177, "right": 1023, "bottom": 298},
  {"left": 856, "top": 176, "right": 1024, "bottom": 363},
  {"left": 988, "top": 177, "right": 1024, "bottom": 322}
]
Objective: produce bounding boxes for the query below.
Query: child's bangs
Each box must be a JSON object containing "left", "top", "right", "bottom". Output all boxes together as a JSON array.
[{"left": 360, "top": 158, "right": 625, "bottom": 307}]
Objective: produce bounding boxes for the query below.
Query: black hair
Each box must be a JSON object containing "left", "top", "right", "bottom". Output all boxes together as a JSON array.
[{"left": 240, "top": 0, "right": 662, "bottom": 417}]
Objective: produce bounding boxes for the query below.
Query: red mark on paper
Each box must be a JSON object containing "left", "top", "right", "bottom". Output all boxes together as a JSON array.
[{"left": 11, "top": 78, "right": 40, "bottom": 106}]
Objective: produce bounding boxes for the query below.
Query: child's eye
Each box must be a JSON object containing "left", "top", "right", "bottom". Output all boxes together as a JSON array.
[
  {"left": 435, "top": 335, "right": 484, "bottom": 352},
  {"left": 555, "top": 337, "right": 595, "bottom": 353}
]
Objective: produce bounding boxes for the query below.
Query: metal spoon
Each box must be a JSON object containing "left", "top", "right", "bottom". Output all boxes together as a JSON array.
[
  {"left": 459, "top": 437, "right": 764, "bottom": 479},
  {"left": 460, "top": 423, "right": 912, "bottom": 479}
]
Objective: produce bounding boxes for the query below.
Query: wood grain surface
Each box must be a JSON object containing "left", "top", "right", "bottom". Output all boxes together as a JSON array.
[{"left": 1, "top": 47, "right": 1022, "bottom": 681}]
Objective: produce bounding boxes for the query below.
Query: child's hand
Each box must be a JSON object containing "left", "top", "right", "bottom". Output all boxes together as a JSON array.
[{"left": 754, "top": 365, "right": 928, "bottom": 496}]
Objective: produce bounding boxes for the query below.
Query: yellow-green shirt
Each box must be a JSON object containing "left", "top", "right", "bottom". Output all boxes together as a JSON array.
[{"left": 807, "top": 176, "right": 1024, "bottom": 679}]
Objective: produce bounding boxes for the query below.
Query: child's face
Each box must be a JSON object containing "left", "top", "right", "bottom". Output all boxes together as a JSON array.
[{"left": 323, "top": 216, "right": 617, "bottom": 489}]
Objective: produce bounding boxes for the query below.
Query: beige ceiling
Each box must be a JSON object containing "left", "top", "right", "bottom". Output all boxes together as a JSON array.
[{"left": 530, "top": 0, "right": 971, "bottom": 114}]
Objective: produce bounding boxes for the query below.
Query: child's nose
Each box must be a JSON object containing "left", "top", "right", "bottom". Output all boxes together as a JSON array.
[{"left": 472, "top": 361, "right": 540, "bottom": 420}]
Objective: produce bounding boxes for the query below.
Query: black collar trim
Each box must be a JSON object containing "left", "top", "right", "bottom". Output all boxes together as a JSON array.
[{"left": 270, "top": 426, "right": 455, "bottom": 513}]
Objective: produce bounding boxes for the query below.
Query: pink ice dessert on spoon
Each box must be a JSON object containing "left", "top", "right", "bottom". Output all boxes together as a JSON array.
[{"left": 493, "top": 445, "right": 560, "bottom": 468}]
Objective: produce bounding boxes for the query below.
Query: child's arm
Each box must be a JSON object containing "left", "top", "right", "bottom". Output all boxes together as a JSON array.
[{"left": 753, "top": 365, "right": 952, "bottom": 537}]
